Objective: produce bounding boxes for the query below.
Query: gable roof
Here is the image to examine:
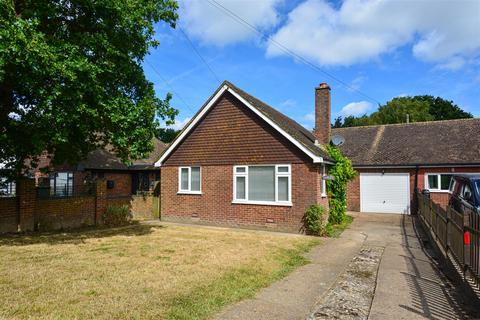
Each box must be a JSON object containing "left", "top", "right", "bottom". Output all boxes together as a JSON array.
[
  {"left": 156, "top": 81, "right": 331, "bottom": 166},
  {"left": 333, "top": 118, "right": 480, "bottom": 167}
]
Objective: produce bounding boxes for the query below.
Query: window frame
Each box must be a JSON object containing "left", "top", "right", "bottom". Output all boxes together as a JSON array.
[
  {"left": 232, "top": 164, "right": 292, "bottom": 206},
  {"left": 178, "top": 166, "right": 202, "bottom": 194},
  {"left": 425, "top": 173, "right": 453, "bottom": 193},
  {"left": 321, "top": 164, "right": 327, "bottom": 197},
  {"left": 50, "top": 171, "right": 74, "bottom": 197}
]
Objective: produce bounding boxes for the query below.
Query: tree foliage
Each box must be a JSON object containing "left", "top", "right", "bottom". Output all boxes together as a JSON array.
[
  {"left": 156, "top": 128, "right": 179, "bottom": 143},
  {"left": 332, "top": 95, "right": 472, "bottom": 128},
  {"left": 325, "top": 145, "right": 356, "bottom": 224},
  {"left": 0, "top": 0, "right": 179, "bottom": 175}
]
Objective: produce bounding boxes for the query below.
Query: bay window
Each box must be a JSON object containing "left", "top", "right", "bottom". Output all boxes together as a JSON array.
[
  {"left": 233, "top": 165, "right": 291, "bottom": 205},
  {"left": 425, "top": 173, "right": 452, "bottom": 192},
  {"left": 178, "top": 167, "right": 201, "bottom": 194}
]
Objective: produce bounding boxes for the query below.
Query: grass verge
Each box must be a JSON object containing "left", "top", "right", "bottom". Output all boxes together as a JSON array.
[
  {"left": 166, "top": 239, "right": 320, "bottom": 320},
  {"left": 326, "top": 215, "right": 354, "bottom": 238}
]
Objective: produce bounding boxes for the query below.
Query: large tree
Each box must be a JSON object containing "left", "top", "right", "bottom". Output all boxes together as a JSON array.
[
  {"left": 0, "top": 0, "right": 179, "bottom": 175},
  {"left": 332, "top": 96, "right": 473, "bottom": 128}
]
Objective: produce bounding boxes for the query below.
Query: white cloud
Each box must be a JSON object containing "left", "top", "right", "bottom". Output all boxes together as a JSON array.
[
  {"left": 167, "top": 117, "right": 191, "bottom": 130},
  {"left": 180, "top": 0, "right": 282, "bottom": 46},
  {"left": 280, "top": 98, "right": 297, "bottom": 108},
  {"left": 304, "top": 112, "right": 315, "bottom": 121},
  {"left": 266, "top": 0, "right": 480, "bottom": 67},
  {"left": 340, "top": 101, "right": 373, "bottom": 117}
]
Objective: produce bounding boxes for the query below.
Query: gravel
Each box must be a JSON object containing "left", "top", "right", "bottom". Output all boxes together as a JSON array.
[{"left": 308, "top": 246, "right": 384, "bottom": 320}]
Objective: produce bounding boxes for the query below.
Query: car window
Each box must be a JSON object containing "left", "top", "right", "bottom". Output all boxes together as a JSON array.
[
  {"left": 462, "top": 183, "right": 472, "bottom": 201},
  {"left": 475, "top": 181, "right": 480, "bottom": 199}
]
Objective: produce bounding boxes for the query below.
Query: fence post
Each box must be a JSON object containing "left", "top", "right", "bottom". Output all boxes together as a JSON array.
[
  {"left": 17, "top": 178, "right": 36, "bottom": 232},
  {"left": 94, "top": 179, "right": 107, "bottom": 226},
  {"left": 463, "top": 212, "right": 471, "bottom": 274}
]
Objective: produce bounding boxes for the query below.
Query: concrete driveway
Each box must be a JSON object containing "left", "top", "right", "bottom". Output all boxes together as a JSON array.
[{"left": 215, "top": 212, "right": 478, "bottom": 320}]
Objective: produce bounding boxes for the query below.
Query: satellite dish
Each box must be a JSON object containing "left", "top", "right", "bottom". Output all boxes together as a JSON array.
[{"left": 331, "top": 134, "right": 345, "bottom": 146}]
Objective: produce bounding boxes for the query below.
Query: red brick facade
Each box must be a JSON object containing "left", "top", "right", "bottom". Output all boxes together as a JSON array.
[
  {"left": 346, "top": 166, "right": 480, "bottom": 212},
  {"left": 161, "top": 92, "right": 328, "bottom": 233},
  {"left": 161, "top": 163, "right": 328, "bottom": 233}
]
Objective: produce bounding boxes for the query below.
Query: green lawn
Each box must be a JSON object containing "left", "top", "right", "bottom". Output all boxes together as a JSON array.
[{"left": 0, "top": 224, "right": 320, "bottom": 320}]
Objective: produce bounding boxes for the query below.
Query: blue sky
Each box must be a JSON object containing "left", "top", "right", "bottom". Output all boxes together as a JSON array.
[{"left": 144, "top": 0, "right": 480, "bottom": 130}]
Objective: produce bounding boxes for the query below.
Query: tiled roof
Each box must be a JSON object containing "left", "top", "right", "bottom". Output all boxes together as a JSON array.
[
  {"left": 33, "top": 138, "right": 166, "bottom": 172},
  {"left": 78, "top": 138, "right": 167, "bottom": 170},
  {"left": 332, "top": 118, "right": 480, "bottom": 166},
  {"left": 223, "top": 81, "right": 331, "bottom": 161}
]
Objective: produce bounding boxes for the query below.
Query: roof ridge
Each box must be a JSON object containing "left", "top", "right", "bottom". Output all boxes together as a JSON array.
[{"left": 332, "top": 117, "right": 479, "bottom": 130}]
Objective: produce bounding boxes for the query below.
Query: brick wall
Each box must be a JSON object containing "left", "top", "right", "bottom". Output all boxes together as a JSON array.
[
  {"left": 161, "top": 163, "right": 326, "bottom": 233},
  {"left": 35, "top": 196, "right": 96, "bottom": 230},
  {"left": 104, "top": 172, "right": 131, "bottom": 197},
  {"left": 0, "top": 197, "right": 18, "bottom": 233},
  {"left": 0, "top": 179, "right": 107, "bottom": 233}
]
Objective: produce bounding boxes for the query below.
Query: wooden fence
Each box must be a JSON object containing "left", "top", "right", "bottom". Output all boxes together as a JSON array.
[{"left": 417, "top": 191, "right": 480, "bottom": 289}]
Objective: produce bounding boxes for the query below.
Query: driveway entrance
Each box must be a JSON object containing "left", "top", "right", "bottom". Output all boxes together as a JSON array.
[{"left": 215, "top": 212, "right": 479, "bottom": 320}]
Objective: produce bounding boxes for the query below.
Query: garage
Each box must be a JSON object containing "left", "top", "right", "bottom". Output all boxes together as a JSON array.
[{"left": 360, "top": 172, "right": 410, "bottom": 214}]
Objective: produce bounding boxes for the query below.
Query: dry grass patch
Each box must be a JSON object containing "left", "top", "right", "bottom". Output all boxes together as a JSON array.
[{"left": 0, "top": 224, "right": 319, "bottom": 319}]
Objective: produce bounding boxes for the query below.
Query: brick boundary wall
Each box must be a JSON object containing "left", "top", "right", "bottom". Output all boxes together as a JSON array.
[{"left": 0, "top": 179, "right": 107, "bottom": 233}]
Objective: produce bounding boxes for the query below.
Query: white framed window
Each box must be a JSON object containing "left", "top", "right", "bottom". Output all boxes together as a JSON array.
[
  {"left": 321, "top": 164, "right": 327, "bottom": 197},
  {"left": 425, "top": 173, "right": 453, "bottom": 192},
  {"left": 233, "top": 164, "right": 291, "bottom": 206},
  {"left": 178, "top": 167, "right": 201, "bottom": 194},
  {"left": 50, "top": 172, "right": 74, "bottom": 197}
]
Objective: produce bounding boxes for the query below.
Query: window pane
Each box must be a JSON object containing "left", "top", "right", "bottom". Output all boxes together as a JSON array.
[
  {"left": 440, "top": 175, "right": 452, "bottom": 190},
  {"left": 428, "top": 175, "right": 438, "bottom": 189},
  {"left": 278, "top": 176, "right": 289, "bottom": 201},
  {"left": 277, "top": 166, "right": 289, "bottom": 173},
  {"left": 248, "top": 166, "right": 275, "bottom": 201},
  {"left": 181, "top": 168, "right": 189, "bottom": 190},
  {"left": 236, "top": 176, "right": 246, "bottom": 199},
  {"left": 191, "top": 167, "right": 200, "bottom": 191},
  {"left": 236, "top": 167, "right": 246, "bottom": 173}
]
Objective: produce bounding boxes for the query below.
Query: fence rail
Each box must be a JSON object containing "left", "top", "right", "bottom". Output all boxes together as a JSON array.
[{"left": 417, "top": 191, "right": 480, "bottom": 289}]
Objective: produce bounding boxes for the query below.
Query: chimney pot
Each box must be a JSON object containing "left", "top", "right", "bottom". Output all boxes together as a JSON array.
[{"left": 313, "top": 83, "right": 331, "bottom": 145}]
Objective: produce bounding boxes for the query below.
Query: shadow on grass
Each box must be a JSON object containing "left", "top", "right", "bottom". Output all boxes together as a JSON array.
[{"left": 0, "top": 223, "right": 165, "bottom": 247}]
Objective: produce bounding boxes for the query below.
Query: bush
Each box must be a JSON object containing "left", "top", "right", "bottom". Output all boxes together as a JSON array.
[
  {"left": 304, "top": 204, "right": 326, "bottom": 236},
  {"left": 325, "top": 145, "right": 357, "bottom": 224},
  {"left": 102, "top": 205, "right": 132, "bottom": 227}
]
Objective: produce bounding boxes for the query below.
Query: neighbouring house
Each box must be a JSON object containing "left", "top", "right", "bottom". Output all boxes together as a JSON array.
[
  {"left": 334, "top": 119, "right": 480, "bottom": 213},
  {"left": 156, "top": 81, "right": 333, "bottom": 233},
  {"left": 31, "top": 138, "right": 166, "bottom": 199}
]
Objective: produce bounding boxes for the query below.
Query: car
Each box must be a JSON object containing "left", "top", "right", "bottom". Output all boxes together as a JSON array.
[{"left": 448, "top": 174, "right": 480, "bottom": 213}]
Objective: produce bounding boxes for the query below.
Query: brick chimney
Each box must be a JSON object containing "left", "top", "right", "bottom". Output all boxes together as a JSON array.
[{"left": 313, "top": 83, "right": 331, "bottom": 145}]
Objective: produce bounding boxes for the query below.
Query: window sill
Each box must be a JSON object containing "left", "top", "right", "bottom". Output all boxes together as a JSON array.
[
  {"left": 232, "top": 200, "right": 292, "bottom": 207},
  {"left": 177, "top": 191, "right": 203, "bottom": 195},
  {"left": 321, "top": 193, "right": 328, "bottom": 198},
  {"left": 425, "top": 189, "right": 450, "bottom": 193}
]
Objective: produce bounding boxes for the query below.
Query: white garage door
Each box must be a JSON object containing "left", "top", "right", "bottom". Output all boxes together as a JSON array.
[{"left": 360, "top": 172, "right": 410, "bottom": 214}]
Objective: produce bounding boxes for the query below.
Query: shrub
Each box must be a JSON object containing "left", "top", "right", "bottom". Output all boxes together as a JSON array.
[
  {"left": 325, "top": 145, "right": 357, "bottom": 224},
  {"left": 103, "top": 205, "right": 132, "bottom": 227},
  {"left": 304, "top": 204, "right": 326, "bottom": 236}
]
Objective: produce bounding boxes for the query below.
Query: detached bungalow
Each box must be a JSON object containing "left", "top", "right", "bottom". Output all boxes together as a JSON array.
[
  {"left": 156, "top": 81, "right": 333, "bottom": 232},
  {"left": 156, "top": 80, "right": 479, "bottom": 232}
]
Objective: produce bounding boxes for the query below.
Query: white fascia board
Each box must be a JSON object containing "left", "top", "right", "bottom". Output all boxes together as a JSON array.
[{"left": 154, "top": 84, "right": 323, "bottom": 166}]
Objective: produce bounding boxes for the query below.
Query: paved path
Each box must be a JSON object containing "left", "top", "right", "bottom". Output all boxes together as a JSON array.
[{"left": 214, "top": 212, "right": 476, "bottom": 320}]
